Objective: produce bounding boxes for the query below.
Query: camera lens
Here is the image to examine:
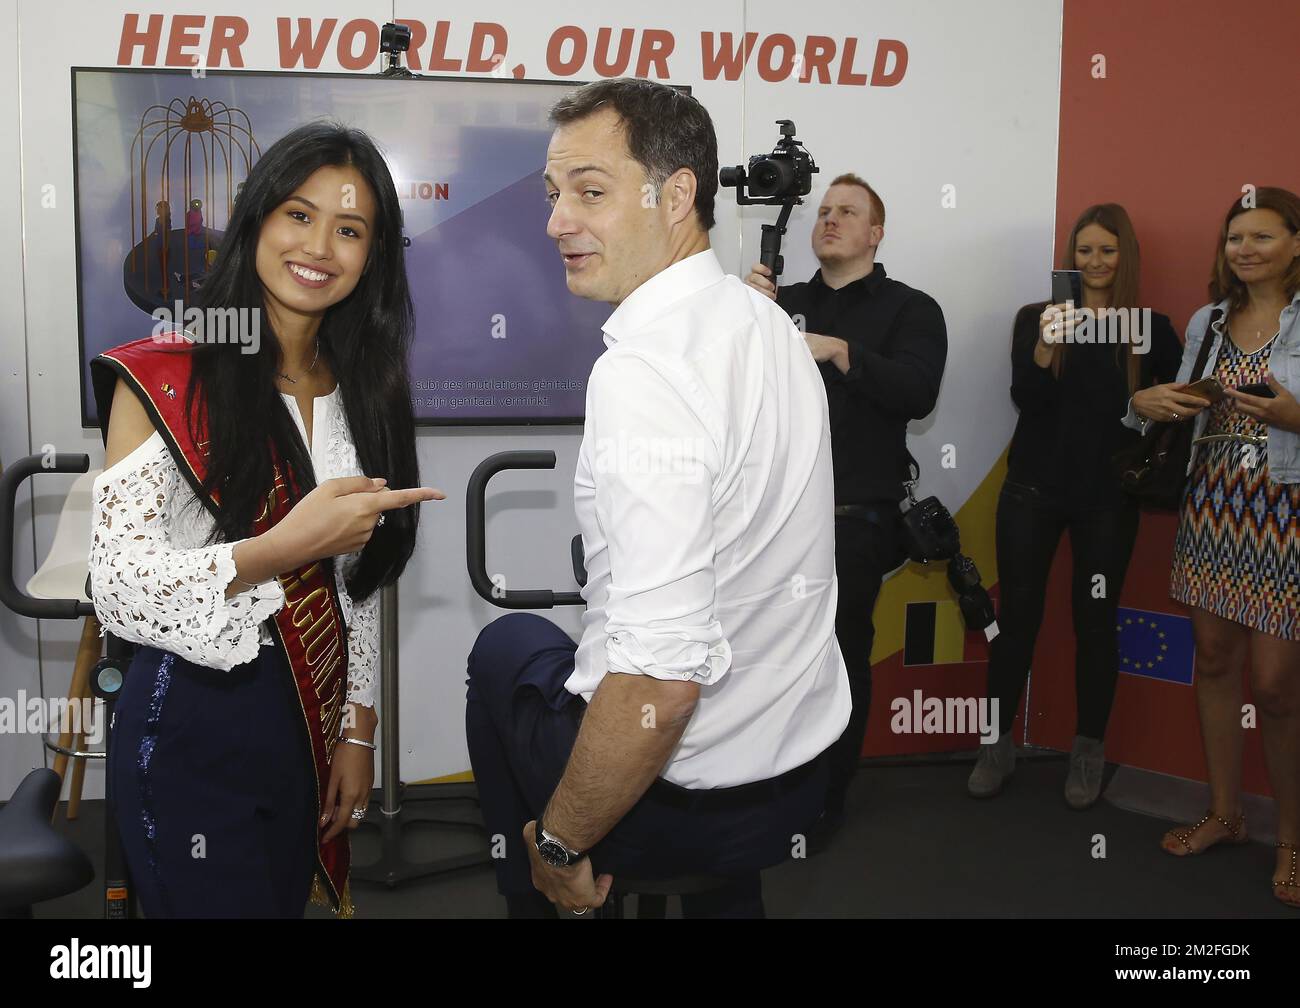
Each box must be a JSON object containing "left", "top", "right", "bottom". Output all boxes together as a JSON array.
[{"left": 753, "top": 162, "right": 780, "bottom": 189}]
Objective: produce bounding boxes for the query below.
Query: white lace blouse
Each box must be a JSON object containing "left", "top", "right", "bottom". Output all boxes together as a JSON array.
[{"left": 88, "top": 387, "right": 380, "bottom": 708}]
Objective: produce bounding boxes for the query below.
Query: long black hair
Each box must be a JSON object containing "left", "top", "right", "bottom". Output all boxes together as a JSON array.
[{"left": 185, "top": 121, "right": 419, "bottom": 602}]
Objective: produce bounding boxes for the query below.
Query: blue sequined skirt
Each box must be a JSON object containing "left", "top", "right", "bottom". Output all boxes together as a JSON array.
[{"left": 106, "top": 643, "right": 317, "bottom": 918}]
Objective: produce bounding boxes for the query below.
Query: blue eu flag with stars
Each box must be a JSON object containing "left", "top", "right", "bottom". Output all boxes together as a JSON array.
[{"left": 1116, "top": 607, "right": 1194, "bottom": 685}]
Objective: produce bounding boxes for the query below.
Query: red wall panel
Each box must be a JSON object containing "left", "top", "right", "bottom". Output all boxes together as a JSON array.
[{"left": 1032, "top": 0, "right": 1300, "bottom": 792}]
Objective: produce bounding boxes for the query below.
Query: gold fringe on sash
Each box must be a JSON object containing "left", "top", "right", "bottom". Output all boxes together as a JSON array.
[{"left": 310, "top": 871, "right": 355, "bottom": 919}]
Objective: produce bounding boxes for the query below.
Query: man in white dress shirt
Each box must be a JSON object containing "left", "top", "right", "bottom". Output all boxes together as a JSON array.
[{"left": 465, "top": 77, "right": 850, "bottom": 918}]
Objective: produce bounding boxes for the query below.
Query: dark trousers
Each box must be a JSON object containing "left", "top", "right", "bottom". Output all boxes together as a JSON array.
[
  {"left": 824, "top": 508, "right": 908, "bottom": 816},
  {"left": 987, "top": 478, "right": 1140, "bottom": 739},
  {"left": 464, "top": 612, "right": 829, "bottom": 918},
  {"left": 108, "top": 645, "right": 317, "bottom": 918}
]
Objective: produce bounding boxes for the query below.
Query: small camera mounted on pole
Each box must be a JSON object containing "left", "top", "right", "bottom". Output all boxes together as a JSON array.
[{"left": 379, "top": 23, "right": 416, "bottom": 78}]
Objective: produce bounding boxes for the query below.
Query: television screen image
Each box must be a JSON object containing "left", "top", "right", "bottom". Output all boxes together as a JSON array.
[{"left": 72, "top": 67, "right": 616, "bottom": 426}]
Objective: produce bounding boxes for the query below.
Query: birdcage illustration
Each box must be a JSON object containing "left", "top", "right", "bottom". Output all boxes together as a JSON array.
[{"left": 124, "top": 96, "right": 260, "bottom": 312}]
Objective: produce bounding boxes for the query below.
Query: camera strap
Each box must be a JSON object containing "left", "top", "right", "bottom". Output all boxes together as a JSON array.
[{"left": 902, "top": 448, "right": 921, "bottom": 508}]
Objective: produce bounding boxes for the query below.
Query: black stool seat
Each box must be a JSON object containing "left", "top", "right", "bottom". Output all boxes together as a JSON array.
[
  {"left": 615, "top": 874, "right": 730, "bottom": 896},
  {"left": 600, "top": 874, "right": 737, "bottom": 919},
  {"left": 0, "top": 769, "right": 94, "bottom": 915}
]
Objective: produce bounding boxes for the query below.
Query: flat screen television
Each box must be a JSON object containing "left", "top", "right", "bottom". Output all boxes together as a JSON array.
[{"left": 71, "top": 66, "right": 639, "bottom": 427}]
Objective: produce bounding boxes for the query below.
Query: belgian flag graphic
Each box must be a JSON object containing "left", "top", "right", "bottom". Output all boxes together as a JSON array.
[{"left": 903, "top": 600, "right": 976, "bottom": 666}]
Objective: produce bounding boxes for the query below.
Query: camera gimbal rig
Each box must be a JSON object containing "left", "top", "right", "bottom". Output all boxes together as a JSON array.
[{"left": 720, "top": 120, "right": 819, "bottom": 279}]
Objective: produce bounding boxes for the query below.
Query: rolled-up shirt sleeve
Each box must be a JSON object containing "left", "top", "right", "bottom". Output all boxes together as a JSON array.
[
  {"left": 588, "top": 351, "right": 732, "bottom": 686},
  {"left": 89, "top": 433, "right": 285, "bottom": 671}
]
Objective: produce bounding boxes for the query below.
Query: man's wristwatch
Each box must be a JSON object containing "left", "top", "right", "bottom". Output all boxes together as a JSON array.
[{"left": 535, "top": 820, "right": 585, "bottom": 868}]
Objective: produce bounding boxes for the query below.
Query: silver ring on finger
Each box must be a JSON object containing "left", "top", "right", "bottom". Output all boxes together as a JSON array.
[
  {"left": 375, "top": 513, "right": 386, "bottom": 527},
  {"left": 350, "top": 808, "right": 367, "bottom": 821},
  {"left": 572, "top": 906, "right": 589, "bottom": 916},
  {"left": 1171, "top": 411, "right": 1180, "bottom": 421}
]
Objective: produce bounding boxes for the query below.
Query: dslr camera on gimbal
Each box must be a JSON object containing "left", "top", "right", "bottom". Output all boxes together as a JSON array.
[
  {"left": 720, "top": 120, "right": 818, "bottom": 278},
  {"left": 720, "top": 120, "right": 818, "bottom": 203}
]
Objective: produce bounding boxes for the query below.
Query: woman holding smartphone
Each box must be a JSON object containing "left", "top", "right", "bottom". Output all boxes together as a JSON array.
[
  {"left": 969, "top": 203, "right": 1181, "bottom": 807},
  {"left": 1126, "top": 187, "right": 1300, "bottom": 907},
  {"left": 89, "top": 122, "right": 442, "bottom": 917}
]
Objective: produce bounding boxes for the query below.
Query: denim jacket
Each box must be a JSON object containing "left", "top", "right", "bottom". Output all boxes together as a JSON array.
[{"left": 1122, "top": 292, "right": 1300, "bottom": 483}]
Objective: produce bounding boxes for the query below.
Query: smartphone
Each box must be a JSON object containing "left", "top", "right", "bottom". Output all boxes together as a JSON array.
[
  {"left": 1184, "top": 377, "right": 1226, "bottom": 403},
  {"left": 1051, "top": 269, "right": 1083, "bottom": 307},
  {"left": 1236, "top": 382, "right": 1277, "bottom": 399}
]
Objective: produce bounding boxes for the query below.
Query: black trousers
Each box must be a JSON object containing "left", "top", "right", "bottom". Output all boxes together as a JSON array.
[
  {"left": 986, "top": 477, "right": 1140, "bottom": 739},
  {"left": 464, "top": 613, "right": 829, "bottom": 918},
  {"left": 824, "top": 507, "right": 909, "bottom": 816}
]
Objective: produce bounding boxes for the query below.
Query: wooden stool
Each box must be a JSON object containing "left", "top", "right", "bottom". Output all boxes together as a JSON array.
[{"left": 49, "top": 615, "right": 103, "bottom": 819}]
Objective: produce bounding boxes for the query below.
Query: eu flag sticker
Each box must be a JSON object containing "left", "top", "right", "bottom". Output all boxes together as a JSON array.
[{"left": 1116, "top": 608, "right": 1194, "bottom": 685}]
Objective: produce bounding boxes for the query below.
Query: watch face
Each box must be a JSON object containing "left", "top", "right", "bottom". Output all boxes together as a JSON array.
[{"left": 537, "top": 838, "right": 569, "bottom": 868}]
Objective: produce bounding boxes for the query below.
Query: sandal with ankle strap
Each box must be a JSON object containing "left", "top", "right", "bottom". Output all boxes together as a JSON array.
[
  {"left": 1162, "top": 809, "right": 1248, "bottom": 856},
  {"left": 1275, "top": 842, "right": 1299, "bottom": 908}
]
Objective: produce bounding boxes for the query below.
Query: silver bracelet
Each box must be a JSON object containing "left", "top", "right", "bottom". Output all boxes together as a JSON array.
[{"left": 339, "top": 736, "right": 377, "bottom": 751}]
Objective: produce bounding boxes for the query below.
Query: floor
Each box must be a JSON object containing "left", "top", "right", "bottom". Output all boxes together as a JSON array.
[{"left": 30, "top": 750, "right": 1295, "bottom": 919}]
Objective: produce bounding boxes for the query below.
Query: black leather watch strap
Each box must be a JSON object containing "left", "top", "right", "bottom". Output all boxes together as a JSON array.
[{"left": 535, "top": 819, "right": 585, "bottom": 867}]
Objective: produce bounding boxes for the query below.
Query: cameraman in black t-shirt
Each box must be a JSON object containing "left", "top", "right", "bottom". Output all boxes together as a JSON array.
[{"left": 746, "top": 174, "right": 948, "bottom": 850}]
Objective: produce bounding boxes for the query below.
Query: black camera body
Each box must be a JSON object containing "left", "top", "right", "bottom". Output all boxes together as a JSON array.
[
  {"left": 901, "top": 495, "right": 960, "bottom": 564},
  {"left": 720, "top": 120, "right": 818, "bottom": 205},
  {"left": 900, "top": 480, "right": 998, "bottom": 637},
  {"left": 379, "top": 22, "right": 416, "bottom": 78},
  {"left": 720, "top": 120, "right": 818, "bottom": 278}
]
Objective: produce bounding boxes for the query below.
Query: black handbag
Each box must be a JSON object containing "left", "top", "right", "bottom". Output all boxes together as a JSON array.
[{"left": 1111, "top": 308, "right": 1222, "bottom": 509}]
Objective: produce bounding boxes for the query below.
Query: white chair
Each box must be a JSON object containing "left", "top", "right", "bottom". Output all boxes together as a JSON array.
[{"left": 27, "top": 468, "right": 101, "bottom": 818}]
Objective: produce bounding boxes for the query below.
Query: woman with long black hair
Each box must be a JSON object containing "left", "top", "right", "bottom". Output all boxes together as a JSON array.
[{"left": 89, "top": 122, "right": 442, "bottom": 917}]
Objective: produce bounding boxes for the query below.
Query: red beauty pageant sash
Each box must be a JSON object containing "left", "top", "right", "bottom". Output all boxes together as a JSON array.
[{"left": 91, "top": 332, "right": 353, "bottom": 915}]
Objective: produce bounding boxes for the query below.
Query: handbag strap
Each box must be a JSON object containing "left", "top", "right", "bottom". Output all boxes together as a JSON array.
[{"left": 1188, "top": 307, "right": 1224, "bottom": 384}]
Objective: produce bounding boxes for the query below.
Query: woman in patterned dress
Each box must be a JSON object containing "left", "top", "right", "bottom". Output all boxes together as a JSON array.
[{"left": 1127, "top": 188, "right": 1300, "bottom": 907}]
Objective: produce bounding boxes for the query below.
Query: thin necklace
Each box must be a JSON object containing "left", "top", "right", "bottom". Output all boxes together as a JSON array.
[
  {"left": 277, "top": 338, "right": 320, "bottom": 384},
  {"left": 1250, "top": 300, "right": 1286, "bottom": 339}
]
